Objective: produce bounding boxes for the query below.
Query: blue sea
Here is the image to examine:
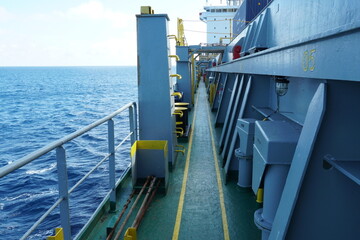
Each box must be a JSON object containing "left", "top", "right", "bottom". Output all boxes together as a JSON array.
[{"left": 0, "top": 66, "right": 138, "bottom": 239}]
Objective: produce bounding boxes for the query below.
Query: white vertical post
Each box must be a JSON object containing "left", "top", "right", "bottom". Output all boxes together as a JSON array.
[
  {"left": 108, "top": 119, "right": 116, "bottom": 211},
  {"left": 56, "top": 146, "right": 71, "bottom": 240}
]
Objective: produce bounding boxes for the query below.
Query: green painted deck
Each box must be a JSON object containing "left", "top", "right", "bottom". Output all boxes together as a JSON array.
[{"left": 82, "top": 83, "right": 261, "bottom": 240}]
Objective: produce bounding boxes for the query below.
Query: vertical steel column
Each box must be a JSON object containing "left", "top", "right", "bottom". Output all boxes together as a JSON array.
[
  {"left": 108, "top": 119, "right": 116, "bottom": 211},
  {"left": 56, "top": 146, "right": 71, "bottom": 240},
  {"left": 136, "top": 13, "right": 175, "bottom": 166}
]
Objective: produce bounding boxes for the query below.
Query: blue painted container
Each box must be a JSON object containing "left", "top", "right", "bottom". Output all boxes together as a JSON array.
[{"left": 232, "top": 0, "right": 270, "bottom": 37}]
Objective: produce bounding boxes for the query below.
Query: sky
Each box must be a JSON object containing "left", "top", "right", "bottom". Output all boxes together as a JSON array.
[{"left": 0, "top": 0, "right": 220, "bottom": 66}]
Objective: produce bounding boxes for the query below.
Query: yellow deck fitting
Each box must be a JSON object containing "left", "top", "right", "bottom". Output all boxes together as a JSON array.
[
  {"left": 170, "top": 74, "right": 182, "bottom": 80},
  {"left": 174, "top": 102, "right": 189, "bottom": 106},
  {"left": 175, "top": 132, "right": 184, "bottom": 137},
  {"left": 174, "top": 107, "right": 187, "bottom": 111},
  {"left": 176, "top": 128, "right": 184, "bottom": 134},
  {"left": 175, "top": 128, "right": 184, "bottom": 137},
  {"left": 176, "top": 144, "right": 185, "bottom": 149},
  {"left": 176, "top": 145, "right": 186, "bottom": 154},
  {"left": 47, "top": 228, "right": 64, "bottom": 240},
  {"left": 167, "top": 35, "right": 178, "bottom": 43},
  {"left": 256, "top": 188, "right": 264, "bottom": 203},
  {"left": 140, "top": 6, "right": 154, "bottom": 14},
  {"left": 173, "top": 111, "right": 183, "bottom": 118},
  {"left": 171, "top": 92, "right": 183, "bottom": 99},
  {"left": 124, "top": 227, "right": 137, "bottom": 240},
  {"left": 209, "top": 83, "right": 216, "bottom": 104},
  {"left": 175, "top": 149, "right": 186, "bottom": 155},
  {"left": 169, "top": 55, "right": 180, "bottom": 61}
]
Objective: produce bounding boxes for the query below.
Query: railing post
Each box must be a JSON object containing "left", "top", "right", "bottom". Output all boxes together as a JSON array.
[
  {"left": 56, "top": 146, "right": 71, "bottom": 240},
  {"left": 129, "top": 105, "right": 137, "bottom": 146},
  {"left": 134, "top": 103, "right": 138, "bottom": 142},
  {"left": 108, "top": 119, "right": 116, "bottom": 211}
]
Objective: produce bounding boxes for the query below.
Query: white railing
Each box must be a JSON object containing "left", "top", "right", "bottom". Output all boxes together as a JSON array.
[{"left": 0, "top": 102, "right": 137, "bottom": 240}]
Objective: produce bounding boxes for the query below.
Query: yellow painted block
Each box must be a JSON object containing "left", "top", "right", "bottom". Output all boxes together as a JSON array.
[
  {"left": 47, "top": 228, "right": 64, "bottom": 240},
  {"left": 256, "top": 188, "right": 264, "bottom": 203},
  {"left": 140, "top": 6, "right": 153, "bottom": 15},
  {"left": 131, "top": 140, "right": 168, "bottom": 157},
  {"left": 124, "top": 227, "right": 137, "bottom": 240}
]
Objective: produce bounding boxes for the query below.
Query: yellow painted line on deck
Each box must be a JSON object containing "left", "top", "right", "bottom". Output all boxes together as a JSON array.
[
  {"left": 172, "top": 93, "right": 199, "bottom": 240},
  {"left": 207, "top": 105, "right": 230, "bottom": 240}
]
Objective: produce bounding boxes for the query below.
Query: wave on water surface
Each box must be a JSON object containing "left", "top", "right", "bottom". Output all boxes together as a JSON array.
[{"left": 0, "top": 66, "right": 137, "bottom": 239}]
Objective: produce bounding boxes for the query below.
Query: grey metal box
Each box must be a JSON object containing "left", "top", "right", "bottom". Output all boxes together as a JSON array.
[
  {"left": 254, "top": 121, "right": 300, "bottom": 164},
  {"left": 252, "top": 121, "right": 300, "bottom": 193},
  {"left": 237, "top": 118, "right": 256, "bottom": 156}
]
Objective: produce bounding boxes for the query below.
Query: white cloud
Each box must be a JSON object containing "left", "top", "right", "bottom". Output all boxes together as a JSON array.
[
  {"left": 68, "top": 1, "right": 104, "bottom": 19},
  {"left": 65, "top": 0, "right": 131, "bottom": 28},
  {"left": 91, "top": 35, "right": 137, "bottom": 65},
  {"left": 0, "top": 6, "right": 13, "bottom": 21}
]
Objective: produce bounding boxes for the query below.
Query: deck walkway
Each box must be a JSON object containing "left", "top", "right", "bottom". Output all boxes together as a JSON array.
[
  {"left": 84, "top": 82, "right": 261, "bottom": 239},
  {"left": 137, "top": 82, "right": 260, "bottom": 239}
]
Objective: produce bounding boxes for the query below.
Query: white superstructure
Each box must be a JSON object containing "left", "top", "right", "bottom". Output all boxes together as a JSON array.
[{"left": 199, "top": 0, "right": 241, "bottom": 44}]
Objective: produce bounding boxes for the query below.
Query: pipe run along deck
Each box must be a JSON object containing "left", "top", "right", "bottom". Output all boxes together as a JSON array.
[{"left": 82, "top": 82, "right": 261, "bottom": 240}]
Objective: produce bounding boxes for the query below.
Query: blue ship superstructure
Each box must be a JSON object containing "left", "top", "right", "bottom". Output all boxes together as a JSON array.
[{"left": 198, "top": 0, "right": 360, "bottom": 239}]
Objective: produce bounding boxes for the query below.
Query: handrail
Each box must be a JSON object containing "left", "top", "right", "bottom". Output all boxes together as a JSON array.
[
  {"left": 0, "top": 101, "right": 138, "bottom": 240},
  {"left": 0, "top": 101, "right": 136, "bottom": 178}
]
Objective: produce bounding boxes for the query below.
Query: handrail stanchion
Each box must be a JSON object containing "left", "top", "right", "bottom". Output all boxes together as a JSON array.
[
  {"left": 108, "top": 119, "right": 116, "bottom": 211},
  {"left": 129, "top": 105, "right": 136, "bottom": 146},
  {"left": 134, "top": 103, "right": 138, "bottom": 141},
  {"left": 56, "top": 146, "right": 71, "bottom": 240}
]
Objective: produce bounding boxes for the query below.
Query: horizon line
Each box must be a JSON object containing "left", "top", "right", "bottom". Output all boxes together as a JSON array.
[{"left": 0, "top": 65, "right": 137, "bottom": 68}]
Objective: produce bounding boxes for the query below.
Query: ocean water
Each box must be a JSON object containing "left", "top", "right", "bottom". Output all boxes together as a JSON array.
[{"left": 0, "top": 66, "right": 138, "bottom": 239}]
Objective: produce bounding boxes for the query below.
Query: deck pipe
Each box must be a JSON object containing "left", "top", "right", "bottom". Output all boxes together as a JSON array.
[
  {"left": 235, "top": 148, "right": 252, "bottom": 187},
  {"left": 113, "top": 176, "right": 152, "bottom": 240},
  {"left": 106, "top": 190, "right": 136, "bottom": 240},
  {"left": 132, "top": 177, "right": 157, "bottom": 228},
  {"left": 254, "top": 164, "right": 290, "bottom": 240},
  {"left": 133, "top": 179, "right": 161, "bottom": 229}
]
